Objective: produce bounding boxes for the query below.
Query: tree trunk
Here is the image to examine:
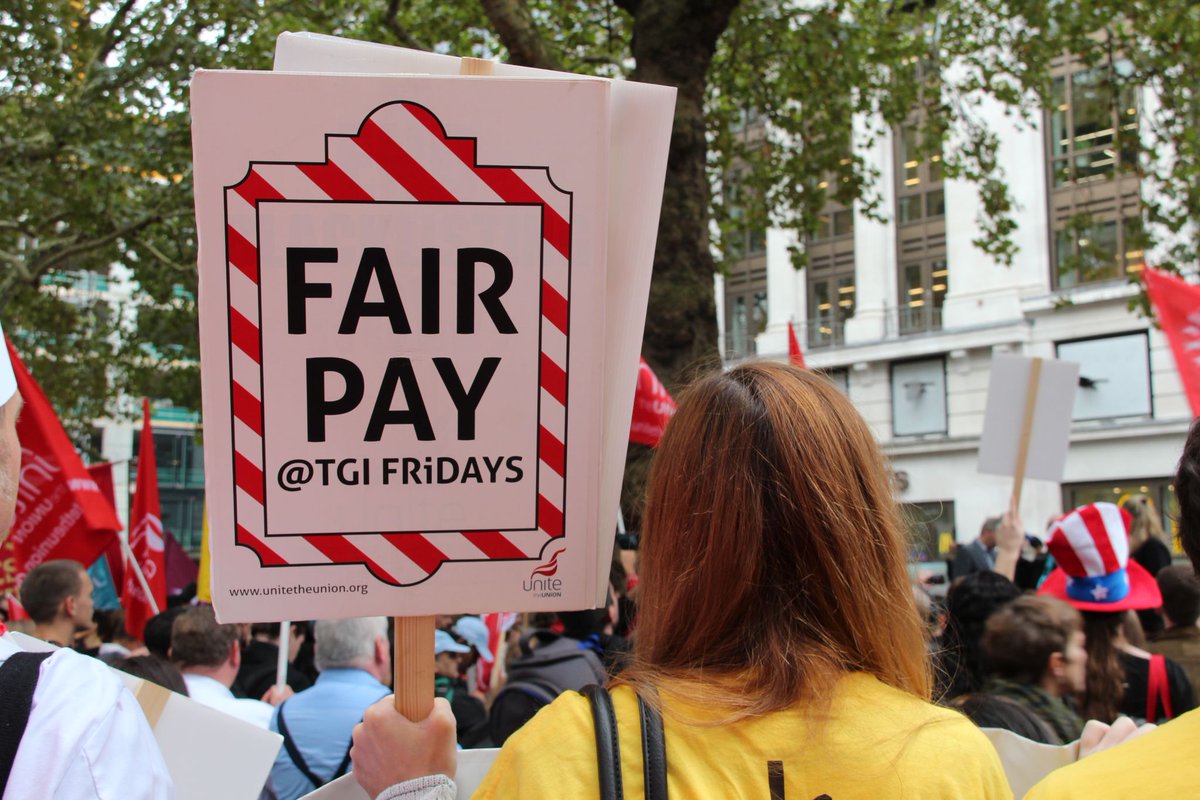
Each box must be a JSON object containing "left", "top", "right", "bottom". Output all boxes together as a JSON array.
[
  {"left": 627, "top": 0, "right": 739, "bottom": 390},
  {"left": 618, "top": 0, "right": 739, "bottom": 531}
]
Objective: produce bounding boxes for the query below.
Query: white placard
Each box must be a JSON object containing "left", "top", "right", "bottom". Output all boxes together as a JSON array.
[
  {"left": 982, "top": 727, "right": 1079, "bottom": 799},
  {"left": 195, "top": 56, "right": 675, "bottom": 620},
  {"left": 978, "top": 354, "right": 1079, "bottom": 483}
]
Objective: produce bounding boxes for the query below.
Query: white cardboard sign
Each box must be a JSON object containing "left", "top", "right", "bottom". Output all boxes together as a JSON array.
[
  {"left": 977, "top": 354, "right": 1079, "bottom": 483},
  {"left": 194, "top": 61, "right": 675, "bottom": 621}
]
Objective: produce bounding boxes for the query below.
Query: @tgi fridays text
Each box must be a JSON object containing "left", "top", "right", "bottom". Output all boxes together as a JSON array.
[{"left": 278, "top": 244, "right": 525, "bottom": 493}]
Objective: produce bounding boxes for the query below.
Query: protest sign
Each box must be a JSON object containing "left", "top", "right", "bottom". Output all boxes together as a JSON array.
[
  {"left": 978, "top": 354, "right": 1079, "bottom": 504},
  {"left": 273, "top": 31, "right": 677, "bottom": 610},
  {"left": 193, "top": 62, "right": 675, "bottom": 623},
  {"left": 982, "top": 727, "right": 1079, "bottom": 799}
]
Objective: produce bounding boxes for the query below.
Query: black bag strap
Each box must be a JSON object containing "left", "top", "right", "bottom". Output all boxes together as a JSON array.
[
  {"left": 638, "top": 693, "right": 668, "bottom": 800},
  {"left": 277, "top": 700, "right": 353, "bottom": 788},
  {"left": 583, "top": 684, "right": 623, "bottom": 800},
  {"left": 584, "top": 685, "right": 669, "bottom": 800},
  {"left": 0, "top": 651, "right": 53, "bottom": 792}
]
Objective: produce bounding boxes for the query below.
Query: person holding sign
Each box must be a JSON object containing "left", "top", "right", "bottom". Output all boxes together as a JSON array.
[
  {"left": 351, "top": 363, "right": 1009, "bottom": 799},
  {"left": 0, "top": 321, "right": 172, "bottom": 798}
]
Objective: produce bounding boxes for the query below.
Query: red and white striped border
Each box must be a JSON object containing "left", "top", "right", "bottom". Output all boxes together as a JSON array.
[{"left": 222, "top": 101, "right": 571, "bottom": 586}]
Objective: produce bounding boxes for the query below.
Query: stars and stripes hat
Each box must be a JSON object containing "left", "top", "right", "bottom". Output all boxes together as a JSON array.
[
  {"left": 1039, "top": 502, "right": 1163, "bottom": 612},
  {"left": 0, "top": 321, "right": 15, "bottom": 406}
]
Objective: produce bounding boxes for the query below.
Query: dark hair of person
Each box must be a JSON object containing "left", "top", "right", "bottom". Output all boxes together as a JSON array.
[
  {"left": 143, "top": 606, "right": 188, "bottom": 658},
  {"left": 94, "top": 608, "right": 129, "bottom": 643},
  {"left": 620, "top": 362, "right": 931, "bottom": 721},
  {"left": 950, "top": 693, "right": 1057, "bottom": 743},
  {"left": 1176, "top": 418, "right": 1200, "bottom": 570},
  {"left": 938, "top": 571, "right": 1022, "bottom": 699},
  {"left": 115, "top": 654, "right": 190, "bottom": 696},
  {"left": 1158, "top": 565, "right": 1200, "bottom": 627},
  {"left": 1081, "top": 611, "right": 1126, "bottom": 723},
  {"left": 19, "top": 559, "right": 85, "bottom": 624},
  {"left": 170, "top": 606, "right": 239, "bottom": 668},
  {"left": 983, "top": 595, "right": 1081, "bottom": 685}
]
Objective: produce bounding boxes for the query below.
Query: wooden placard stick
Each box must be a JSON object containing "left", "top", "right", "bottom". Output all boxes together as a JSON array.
[
  {"left": 393, "top": 615, "right": 436, "bottom": 719},
  {"left": 1011, "top": 357, "right": 1044, "bottom": 510},
  {"left": 392, "top": 53, "right": 499, "bottom": 722},
  {"left": 276, "top": 620, "right": 291, "bottom": 689}
]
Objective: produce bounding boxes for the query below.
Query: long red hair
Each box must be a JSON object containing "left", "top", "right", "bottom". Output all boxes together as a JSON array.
[{"left": 622, "top": 362, "right": 931, "bottom": 718}]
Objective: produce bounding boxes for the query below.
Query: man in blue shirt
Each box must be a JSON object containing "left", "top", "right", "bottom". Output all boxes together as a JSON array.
[{"left": 267, "top": 616, "right": 391, "bottom": 800}]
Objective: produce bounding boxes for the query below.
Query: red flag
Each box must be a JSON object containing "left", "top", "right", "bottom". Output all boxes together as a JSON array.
[
  {"left": 121, "top": 399, "right": 167, "bottom": 640},
  {"left": 477, "top": 612, "right": 518, "bottom": 694},
  {"left": 629, "top": 358, "right": 677, "bottom": 447},
  {"left": 163, "top": 526, "right": 198, "bottom": 596},
  {"left": 89, "top": 462, "right": 126, "bottom": 591},
  {"left": 0, "top": 339, "right": 121, "bottom": 595},
  {"left": 1145, "top": 267, "right": 1200, "bottom": 416},
  {"left": 788, "top": 321, "right": 807, "bottom": 369}
]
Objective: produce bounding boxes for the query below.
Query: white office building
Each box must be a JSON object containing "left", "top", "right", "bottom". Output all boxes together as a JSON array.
[{"left": 717, "top": 56, "right": 1190, "bottom": 564}]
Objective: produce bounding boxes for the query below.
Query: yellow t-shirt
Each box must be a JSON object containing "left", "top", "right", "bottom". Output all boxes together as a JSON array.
[
  {"left": 1024, "top": 706, "right": 1200, "bottom": 800},
  {"left": 473, "top": 672, "right": 1011, "bottom": 799}
]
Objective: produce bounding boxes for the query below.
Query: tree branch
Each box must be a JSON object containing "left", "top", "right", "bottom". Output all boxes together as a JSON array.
[
  {"left": 479, "top": 0, "right": 560, "bottom": 69},
  {"left": 26, "top": 211, "right": 187, "bottom": 281},
  {"left": 382, "top": 0, "right": 429, "bottom": 51}
]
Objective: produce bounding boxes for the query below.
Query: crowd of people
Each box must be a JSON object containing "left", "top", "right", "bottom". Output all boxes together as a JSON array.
[{"left": 7, "top": 336, "right": 1200, "bottom": 797}]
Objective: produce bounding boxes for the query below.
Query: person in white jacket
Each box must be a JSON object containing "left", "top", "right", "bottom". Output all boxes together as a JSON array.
[{"left": 0, "top": 320, "right": 173, "bottom": 799}]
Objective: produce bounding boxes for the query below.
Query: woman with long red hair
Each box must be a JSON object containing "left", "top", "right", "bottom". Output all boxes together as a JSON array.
[{"left": 352, "top": 363, "right": 1009, "bottom": 799}]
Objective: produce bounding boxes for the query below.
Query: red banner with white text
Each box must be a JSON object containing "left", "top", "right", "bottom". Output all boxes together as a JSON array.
[
  {"left": 629, "top": 358, "right": 676, "bottom": 447},
  {"left": 0, "top": 339, "right": 121, "bottom": 594}
]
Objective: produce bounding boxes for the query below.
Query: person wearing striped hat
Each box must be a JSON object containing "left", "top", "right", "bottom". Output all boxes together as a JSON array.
[
  {"left": 1038, "top": 501, "right": 1195, "bottom": 725},
  {"left": 1026, "top": 423, "right": 1200, "bottom": 799},
  {"left": 0, "top": 322, "right": 172, "bottom": 798}
]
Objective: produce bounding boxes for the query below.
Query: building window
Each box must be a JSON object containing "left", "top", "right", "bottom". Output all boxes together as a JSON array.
[
  {"left": 725, "top": 289, "right": 768, "bottom": 358},
  {"left": 132, "top": 426, "right": 206, "bottom": 554},
  {"left": 1056, "top": 331, "right": 1152, "bottom": 420},
  {"left": 822, "top": 368, "right": 850, "bottom": 396},
  {"left": 1054, "top": 214, "right": 1145, "bottom": 289},
  {"left": 805, "top": 199, "right": 856, "bottom": 349},
  {"left": 1047, "top": 57, "right": 1143, "bottom": 289},
  {"left": 1050, "top": 63, "right": 1138, "bottom": 188},
  {"left": 891, "top": 358, "right": 948, "bottom": 437},
  {"left": 894, "top": 124, "right": 946, "bottom": 333},
  {"left": 899, "top": 258, "right": 948, "bottom": 334}
]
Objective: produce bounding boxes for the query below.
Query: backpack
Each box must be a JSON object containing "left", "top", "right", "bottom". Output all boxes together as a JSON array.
[{"left": 489, "top": 630, "right": 607, "bottom": 745}]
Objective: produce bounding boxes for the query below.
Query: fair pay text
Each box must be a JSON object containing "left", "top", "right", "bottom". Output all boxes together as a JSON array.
[{"left": 287, "top": 244, "right": 516, "bottom": 444}]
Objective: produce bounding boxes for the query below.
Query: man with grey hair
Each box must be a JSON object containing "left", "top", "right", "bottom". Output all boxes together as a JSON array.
[
  {"left": 953, "top": 515, "right": 1001, "bottom": 579},
  {"left": 0, "top": 324, "right": 171, "bottom": 797},
  {"left": 267, "top": 616, "right": 391, "bottom": 800}
]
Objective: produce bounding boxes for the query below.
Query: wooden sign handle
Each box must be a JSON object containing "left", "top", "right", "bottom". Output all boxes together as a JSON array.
[
  {"left": 393, "top": 615, "right": 436, "bottom": 720},
  {"left": 1011, "top": 357, "right": 1043, "bottom": 510}
]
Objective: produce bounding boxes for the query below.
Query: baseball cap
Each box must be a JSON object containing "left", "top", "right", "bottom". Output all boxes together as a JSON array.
[
  {"left": 452, "top": 615, "right": 494, "bottom": 662},
  {"left": 434, "top": 629, "right": 471, "bottom": 655}
]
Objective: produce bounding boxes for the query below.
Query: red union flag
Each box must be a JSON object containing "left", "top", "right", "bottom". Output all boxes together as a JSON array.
[
  {"left": 629, "top": 358, "right": 676, "bottom": 447},
  {"left": 788, "top": 321, "right": 806, "bottom": 369},
  {"left": 121, "top": 399, "right": 166, "bottom": 640},
  {"left": 1145, "top": 267, "right": 1200, "bottom": 416},
  {"left": 0, "top": 339, "right": 121, "bottom": 594}
]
